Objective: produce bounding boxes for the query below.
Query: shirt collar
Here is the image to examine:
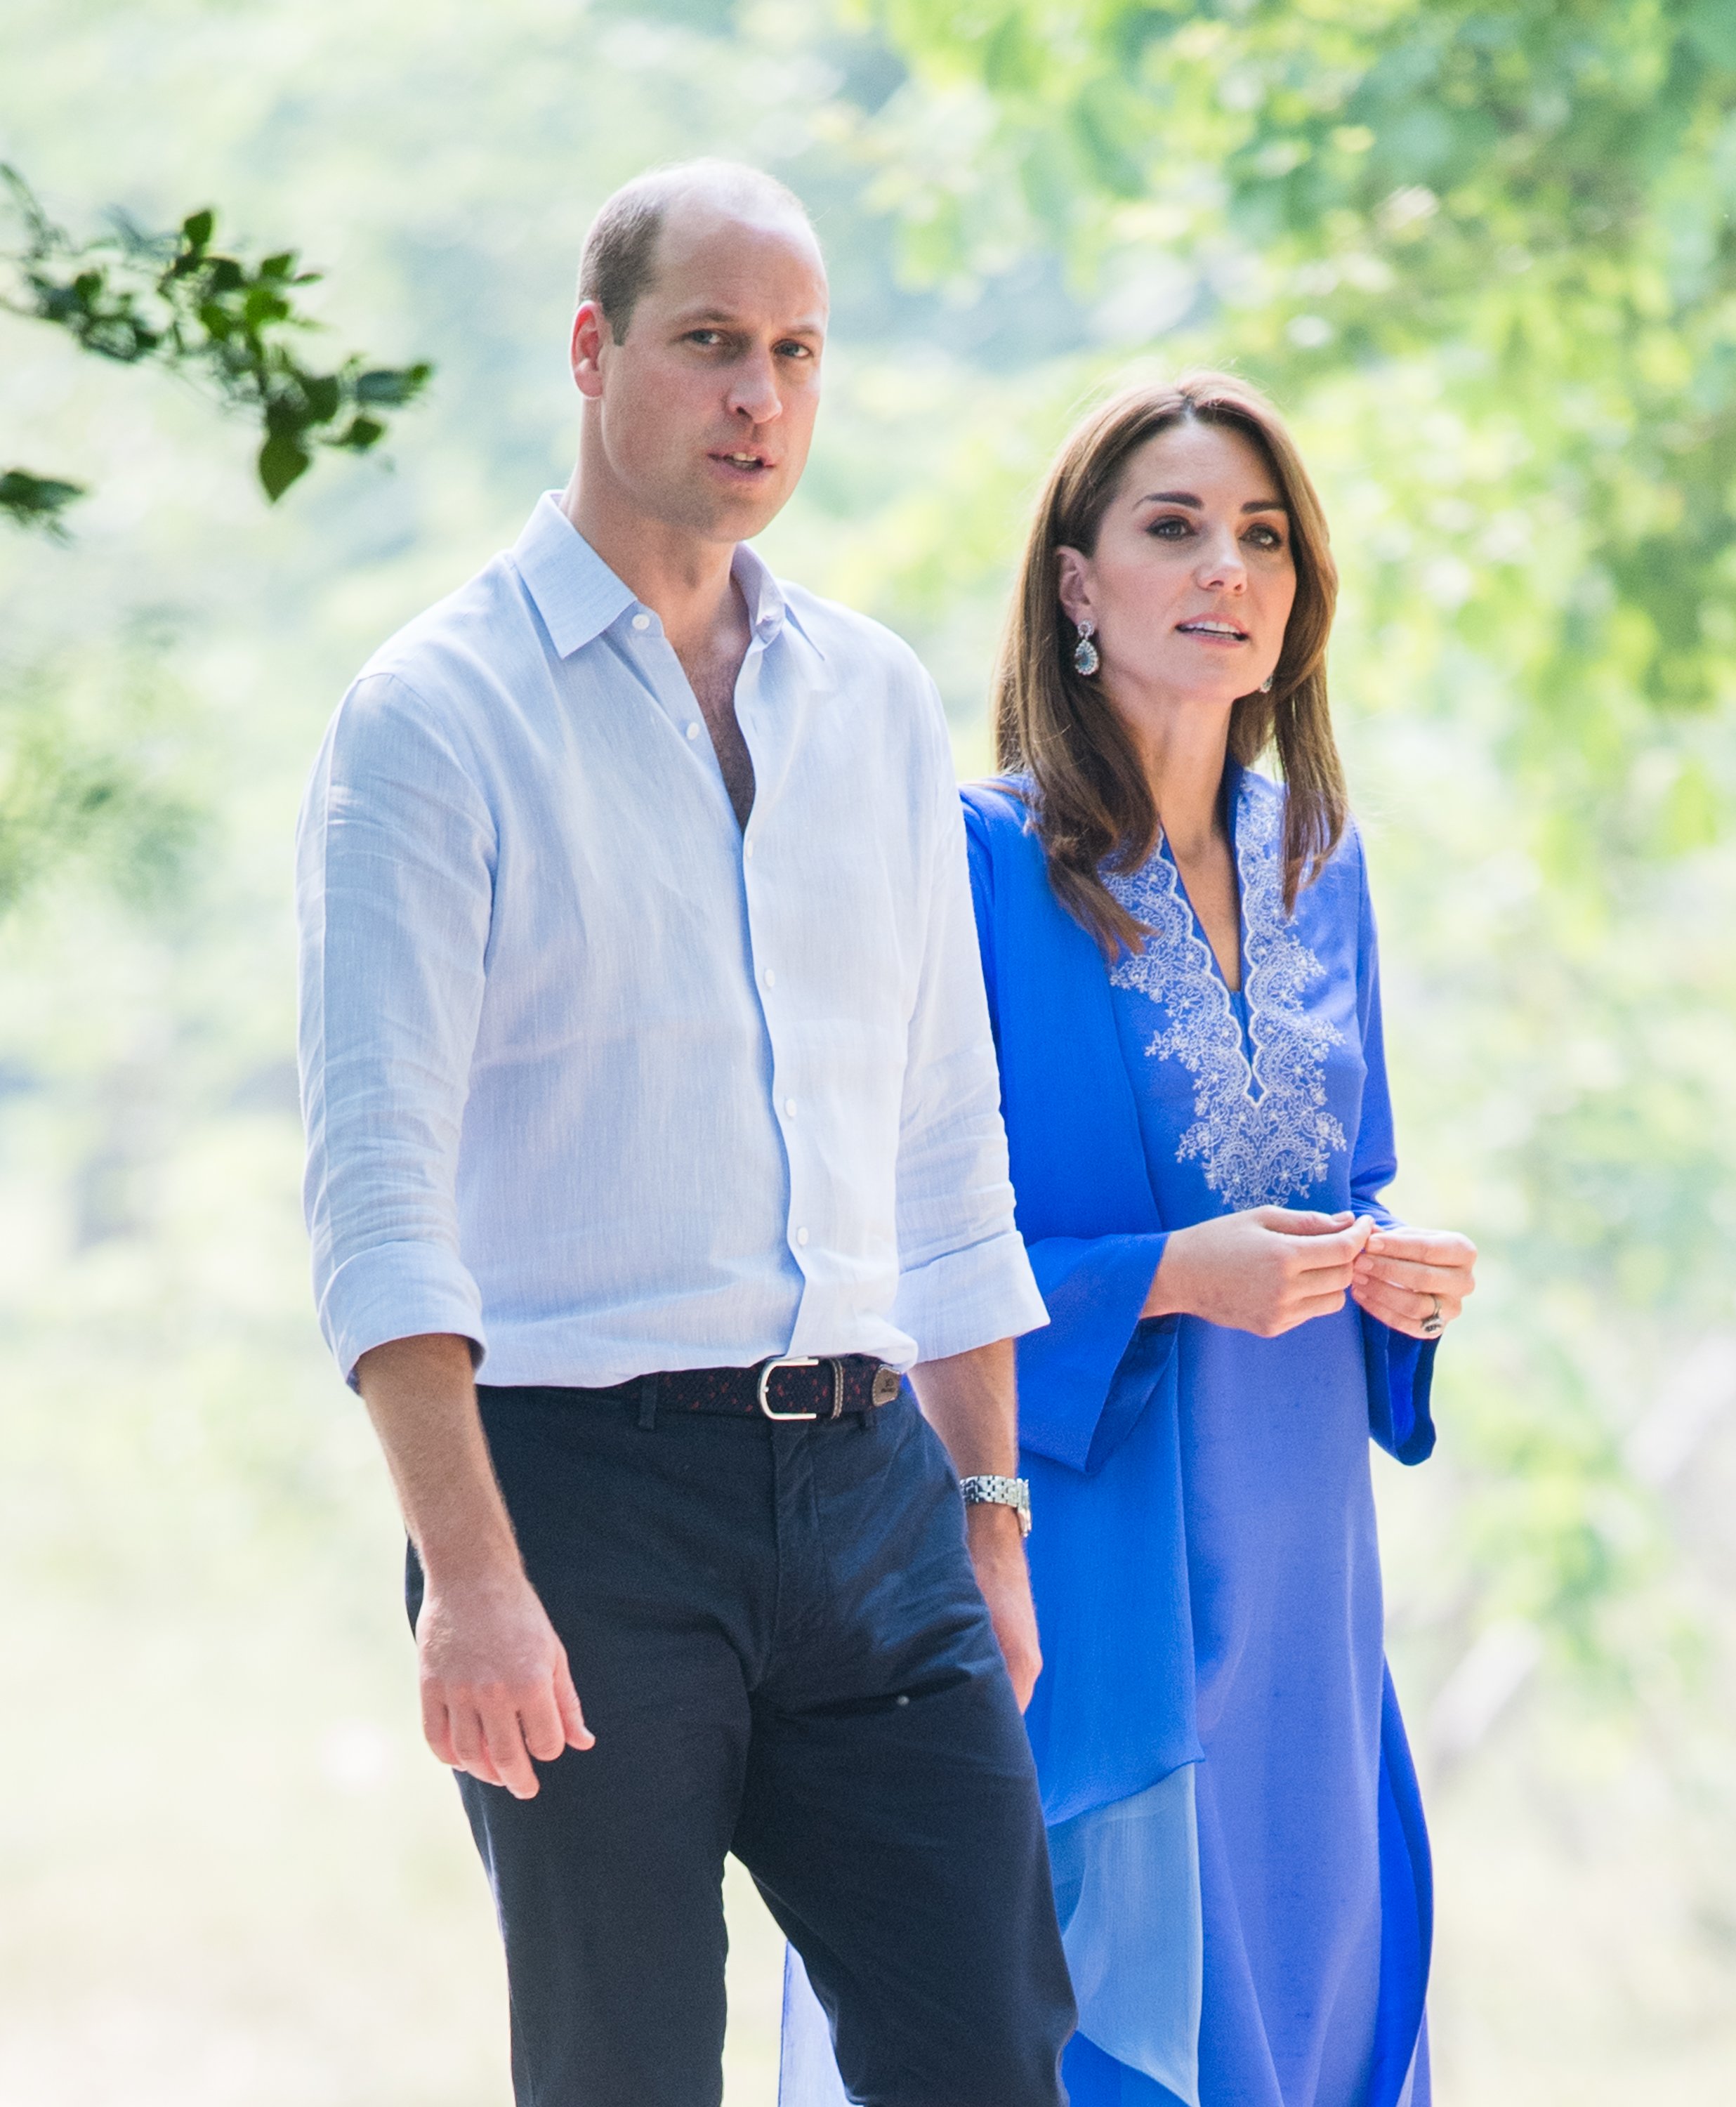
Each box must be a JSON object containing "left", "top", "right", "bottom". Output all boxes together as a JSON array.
[
  {"left": 510, "top": 492, "right": 821, "bottom": 662},
  {"left": 510, "top": 495, "right": 636, "bottom": 657},
  {"left": 730, "top": 537, "right": 789, "bottom": 648}
]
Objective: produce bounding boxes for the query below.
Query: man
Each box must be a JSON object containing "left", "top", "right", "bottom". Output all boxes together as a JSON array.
[{"left": 296, "top": 159, "right": 1074, "bottom": 2107}]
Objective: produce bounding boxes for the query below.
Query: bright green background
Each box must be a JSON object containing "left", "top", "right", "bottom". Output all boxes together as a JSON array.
[{"left": 4, "top": 3, "right": 1735, "bottom": 2101}]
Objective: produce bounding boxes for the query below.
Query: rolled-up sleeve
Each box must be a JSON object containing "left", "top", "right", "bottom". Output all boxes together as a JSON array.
[
  {"left": 890, "top": 700, "right": 1048, "bottom": 1363},
  {"left": 296, "top": 672, "right": 497, "bottom": 1386}
]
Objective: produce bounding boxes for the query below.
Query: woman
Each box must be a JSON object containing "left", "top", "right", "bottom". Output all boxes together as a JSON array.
[{"left": 964, "top": 373, "right": 1475, "bottom": 2107}]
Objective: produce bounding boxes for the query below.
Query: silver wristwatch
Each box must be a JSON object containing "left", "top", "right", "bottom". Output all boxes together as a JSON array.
[{"left": 959, "top": 1473, "right": 1032, "bottom": 1537}]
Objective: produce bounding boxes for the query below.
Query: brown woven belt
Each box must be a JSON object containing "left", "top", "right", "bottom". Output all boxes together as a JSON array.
[{"left": 614, "top": 1355, "right": 905, "bottom": 1423}]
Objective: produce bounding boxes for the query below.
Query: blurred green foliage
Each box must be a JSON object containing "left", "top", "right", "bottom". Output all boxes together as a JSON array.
[
  {"left": 1, "top": 164, "right": 433, "bottom": 513},
  {"left": 0, "top": 164, "right": 433, "bottom": 919},
  {"left": 3, "top": 3, "right": 1734, "bottom": 2096},
  {"left": 867, "top": 0, "right": 1736, "bottom": 714},
  {"left": 835, "top": 0, "right": 1736, "bottom": 1686},
  {"left": 0, "top": 636, "right": 201, "bottom": 918}
]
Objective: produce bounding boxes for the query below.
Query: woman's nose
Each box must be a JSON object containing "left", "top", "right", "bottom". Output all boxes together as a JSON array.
[{"left": 1195, "top": 531, "right": 1247, "bottom": 591}]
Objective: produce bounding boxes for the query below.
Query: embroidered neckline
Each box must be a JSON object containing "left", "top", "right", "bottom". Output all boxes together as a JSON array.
[{"left": 1105, "top": 772, "right": 1346, "bottom": 1210}]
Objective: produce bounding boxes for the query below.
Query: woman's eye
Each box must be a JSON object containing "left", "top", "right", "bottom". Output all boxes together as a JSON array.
[
  {"left": 1147, "top": 516, "right": 1192, "bottom": 539},
  {"left": 1246, "top": 525, "right": 1284, "bottom": 550}
]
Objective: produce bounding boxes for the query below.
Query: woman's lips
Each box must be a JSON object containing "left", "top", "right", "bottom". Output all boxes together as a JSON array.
[{"left": 1176, "top": 619, "right": 1249, "bottom": 645}]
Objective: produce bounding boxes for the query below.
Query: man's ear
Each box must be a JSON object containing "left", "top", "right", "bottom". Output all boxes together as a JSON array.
[
  {"left": 571, "top": 300, "right": 611, "bottom": 399},
  {"left": 1055, "top": 546, "right": 1093, "bottom": 628}
]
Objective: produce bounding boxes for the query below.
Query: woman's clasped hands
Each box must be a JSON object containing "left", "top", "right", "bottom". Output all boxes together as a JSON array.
[{"left": 1144, "top": 1207, "right": 1475, "bottom": 1341}]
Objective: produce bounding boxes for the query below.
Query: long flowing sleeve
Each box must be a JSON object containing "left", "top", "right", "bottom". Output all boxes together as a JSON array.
[
  {"left": 964, "top": 801, "right": 1173, "bottom": 1473},
  {"left": 1350, "top": 834, "right": 1437, "bottom": 1464}
]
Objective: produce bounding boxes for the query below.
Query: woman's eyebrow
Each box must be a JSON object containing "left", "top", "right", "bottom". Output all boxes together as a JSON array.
[{"left": 1131, "top": 491, "right": 1288, "bottom": 512}]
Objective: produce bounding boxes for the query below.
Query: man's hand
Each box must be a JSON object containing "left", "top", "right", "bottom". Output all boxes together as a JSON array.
[
  {"left": 907, "top": 1339, "right": 1042, "bottom": 1711},
  {"left": 1351, "top": 1224, "right": 1477, "bottom": 1340},
  {"left": 416, "top": 1566, "right": 593, "bottom": 1799},
  {"left": 1143, "top": 1207, "right": 1374, "bottom": 1337},
  {"left": 355, "top": 1332, "right": 596, "bottom": 1799},
  {"left": 965, "top": 1503, "right": 1042, "bottom": 1709}
]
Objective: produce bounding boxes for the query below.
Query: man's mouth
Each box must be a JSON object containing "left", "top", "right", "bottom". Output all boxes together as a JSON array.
[
  {"left": 1176, "top": 617, "right": 1249, "bottom": 641},
  {"left": 711, "top": 449, "right": 775, "bottom": 474}
]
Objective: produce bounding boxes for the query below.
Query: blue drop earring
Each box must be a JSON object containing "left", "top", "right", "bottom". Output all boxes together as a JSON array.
[{"left": 1072, "top": 619, "right": 1100, "bottom": 677}]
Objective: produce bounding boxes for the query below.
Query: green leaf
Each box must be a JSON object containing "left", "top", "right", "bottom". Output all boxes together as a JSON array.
[
  {"left": 333, "top": 413, "right": 386, "bottom": 452},
  {"left": 301, "top": 372, "right": 343, "bottom": 424},
  {"left": 0, "top": 468, "right": 87, "bottom": 536},
  {"left": 5, "top": 167, "right": 433, "bottom": 508},
  {"left": 242, "top": 284, "right": 291, "bottom": 329},
  {"left": 353, "top": 363, "right": 430, "bottom": 406},
  {"left": 257, "top": 432, "right": 312, "bottom": 501}
]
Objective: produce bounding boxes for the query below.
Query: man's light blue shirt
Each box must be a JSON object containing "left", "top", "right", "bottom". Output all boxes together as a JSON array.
[{"left": 296, "top": 495, "right": 1046, "bottom": 1388}]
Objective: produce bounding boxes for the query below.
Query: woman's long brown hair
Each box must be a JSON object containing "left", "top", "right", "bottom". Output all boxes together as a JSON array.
[{"left": 993, "top": 371, "right": 1346, "bottom": 957}]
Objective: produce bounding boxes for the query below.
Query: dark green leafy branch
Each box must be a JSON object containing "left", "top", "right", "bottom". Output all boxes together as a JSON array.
[
  {"left": 1, "top": 164, "right": 432, "bottom": 522},
  {"left": 1, "top": 466, "right": 86, "bottom": 535}
]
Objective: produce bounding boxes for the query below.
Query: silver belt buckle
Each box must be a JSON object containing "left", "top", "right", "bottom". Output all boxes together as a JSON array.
[{"left": 756, "top": 1354, "right": 844, "bottom": 1422}]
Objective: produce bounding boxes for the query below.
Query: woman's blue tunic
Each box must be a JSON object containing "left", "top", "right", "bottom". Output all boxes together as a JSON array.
[{"left": 963, "top": 768, "right": 1436, "bottom": 2107}]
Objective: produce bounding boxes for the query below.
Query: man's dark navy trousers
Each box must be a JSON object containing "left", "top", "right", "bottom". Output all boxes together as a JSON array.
[{"left": 406, "top": 1377, "right": 1075, "bottom": 2107}]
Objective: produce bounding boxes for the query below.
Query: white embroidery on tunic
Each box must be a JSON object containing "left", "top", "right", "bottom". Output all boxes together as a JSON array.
[{"left": 1105, "top": 774, "right": 1346, "bottom": 1210}]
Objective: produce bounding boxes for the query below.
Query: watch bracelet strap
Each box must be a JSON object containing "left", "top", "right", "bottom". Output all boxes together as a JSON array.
[{"left": 958, "top": 1473, "right": 1031, "bottom": 1532}]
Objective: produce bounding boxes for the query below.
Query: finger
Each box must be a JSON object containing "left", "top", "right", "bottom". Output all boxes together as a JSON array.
[
  {"left": 1291, "top": 1287, "right": 1351, "bottom": 1322},
  {"left": 1267, "top": 1288, "right": 1349, "bottom": 1334},
  {"left": 1353, "top": 1280, "right": 1459, "bottom": 1334},
  {"left": 1260, "top": 1207, "right": 1355, "bottom": 1236},
  {"left": 1353, "top": 1254, "right": 1473, "bottom": 1294},
  {"left": 1284, "top": 1260, "right": 1359, "bottom": 1296},
  {"left": 480, "top": 1700, "right": 542, "bottom": 1800},
  {"left": 1353, "top": 1276, "right": 1442, "bottom": 1320},
  {"left": 1365, "top": 1228, "right": 1475, "bottom": 1266},
  {"left": 518, "top": 1684, "right": 570, "bottom": 1767},
  {"left": 1286, "top": 1226, "right": 1372, "bottom": 1271},
  {"left": 553, "top": 1656, "right": 596, "bottom": 1752},
  {"left": 421, "top": 1688, "right": 459, "bottom": 1768},
  {"left": 449, "top": 1702, "right": 507, "bottom": 1789}
]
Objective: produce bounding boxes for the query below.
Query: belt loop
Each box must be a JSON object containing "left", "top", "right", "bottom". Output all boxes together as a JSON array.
[{"left": 636, "top": 1373, "right": 660, "bottom": 1430}]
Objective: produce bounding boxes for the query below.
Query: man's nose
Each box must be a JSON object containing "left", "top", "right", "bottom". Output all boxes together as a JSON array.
[{"left": 728, "top": 347, "right": 783, "bottom": 425}]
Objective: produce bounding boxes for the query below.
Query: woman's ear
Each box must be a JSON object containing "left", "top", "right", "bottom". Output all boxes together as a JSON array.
[{"left": 1055, "top": 546, "right": 1093, "bottom": 629}]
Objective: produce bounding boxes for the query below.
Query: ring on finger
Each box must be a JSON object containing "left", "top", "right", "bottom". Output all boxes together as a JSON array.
[{"left": 1421, "top": 1292, "right": 1444, "bottom": 1339}]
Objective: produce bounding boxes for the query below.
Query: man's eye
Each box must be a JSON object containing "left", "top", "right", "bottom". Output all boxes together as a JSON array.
[
  {"left": 776, "top": 341, "right": 815, "bottom": 360},
  {"left": 687, "top": 330, "right": 725, "bottom": 348}
]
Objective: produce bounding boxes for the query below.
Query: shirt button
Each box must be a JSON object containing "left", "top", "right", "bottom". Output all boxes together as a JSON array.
[
  {"left": 796, "top": 1226, "right": 809, "bottom": 1247},
  {"left": 686, "top": 723, "right": 701, "bottom": 741},
  {"left": 631, "top": 613, "right": 650, "bottom": 631},
  {"left": 785, "top": 1097, "right": 797, "bottom": 1117},
  {"left": 763, "top": 967, "right": 775, "bottom": 988}
]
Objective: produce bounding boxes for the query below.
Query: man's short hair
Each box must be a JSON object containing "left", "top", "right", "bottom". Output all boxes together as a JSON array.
[{"left": 577, "top": 159, "right": 815, "bottom": 343}]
